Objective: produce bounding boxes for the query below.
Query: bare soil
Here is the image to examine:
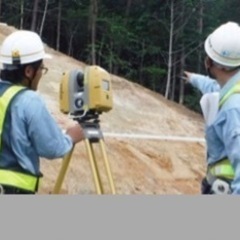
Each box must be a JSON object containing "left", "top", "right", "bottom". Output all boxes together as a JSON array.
[{"left": 0, "top": 23, "right": 206, "bottom": 195}]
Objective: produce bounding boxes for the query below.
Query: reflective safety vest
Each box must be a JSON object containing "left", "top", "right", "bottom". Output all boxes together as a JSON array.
[
  {"left": 0, "top": 85, "right": 39, "bottom": 192},
  {"left": 0, "top": 85, "right": 25, "bottom": 148},
  {"left": 208, "top": 159, "right": 234, "bottom": 180},
  {"left": 208, "top": 82, "right": 240, "bottom": 180},
  {"left": 219, "top": 82, "right": 240, "bottom": 108}
]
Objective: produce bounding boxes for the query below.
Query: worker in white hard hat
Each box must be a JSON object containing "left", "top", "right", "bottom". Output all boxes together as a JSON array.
[
  {"left": 0, "top": 30, "right": 84, "bottom": 194},
  {"left": 184, "top": 21, "right": 240, "bottom": 194}
]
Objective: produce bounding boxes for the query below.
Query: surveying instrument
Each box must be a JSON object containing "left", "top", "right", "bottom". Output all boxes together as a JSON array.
[{"left": 52, "top": 65, "right": 116, "bottom": 194}]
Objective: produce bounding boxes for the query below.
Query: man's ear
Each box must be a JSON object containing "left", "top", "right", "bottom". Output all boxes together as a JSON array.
[
  {"left": 24, "top": 65, "right": 34, "bottom": 79},
  {"left": 204, "top": 56, "right": 213, "bottom": 69}
]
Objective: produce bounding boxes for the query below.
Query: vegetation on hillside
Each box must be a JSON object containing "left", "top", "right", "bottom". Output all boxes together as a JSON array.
[{"left": 0, "top": 0, "right": 239, "bottom": 111}]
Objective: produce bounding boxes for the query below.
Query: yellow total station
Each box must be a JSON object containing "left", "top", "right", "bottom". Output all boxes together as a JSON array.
[
  {"left": 55, "top": 65, "right": 116, "bottom": 195},
  {"left": 60, "top": 65, "right": 113, "bottom": 117}
]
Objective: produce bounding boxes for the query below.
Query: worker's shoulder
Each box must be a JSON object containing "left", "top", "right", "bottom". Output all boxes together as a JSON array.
[
  {"left": 14, "top": 89, "right": 45, "bottom": 106},
  {"left": 222, "top": 93, "right": 240, "bottom": 110}
]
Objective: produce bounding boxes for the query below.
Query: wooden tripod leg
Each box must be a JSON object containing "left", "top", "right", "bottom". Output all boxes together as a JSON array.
[
  {"left": 99, "top": 139, "right": 116, "bottom": 194},
  {"left": 85, "top": 139, "right": 104, "bottom": 194},
  {"left": 52, "top": 145, "right": 75, "bottom": 194}
]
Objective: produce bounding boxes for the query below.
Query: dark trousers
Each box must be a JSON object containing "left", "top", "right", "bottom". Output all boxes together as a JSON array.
[
  {"left": 0, "top": 185, "right": 35, "bottom": 194},
  {"left": 201, "top": 178, "right": 213, "bottom": 194}
]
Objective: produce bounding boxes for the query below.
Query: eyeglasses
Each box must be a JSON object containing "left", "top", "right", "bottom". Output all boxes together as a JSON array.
[{"left": 40, "top": 66, "right": 48, "bottom": 75}]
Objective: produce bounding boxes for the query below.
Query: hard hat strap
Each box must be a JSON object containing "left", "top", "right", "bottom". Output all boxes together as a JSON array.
[
  {"left": 2, "top": 64, "right": 20, "bottom": 71},
  {"left": 12, "top": 56, "right": 21, "bottom": 65}
]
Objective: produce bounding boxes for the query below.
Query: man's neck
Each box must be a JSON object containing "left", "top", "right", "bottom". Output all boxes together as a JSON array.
[{"left": 217, "top": 69, "right": 240, "bottom": 87}]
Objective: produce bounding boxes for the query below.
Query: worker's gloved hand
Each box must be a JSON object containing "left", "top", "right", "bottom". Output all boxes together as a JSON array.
[
  {"left": 201, "top": 177, "right": 232, "bottom": 194},
  {"left": 66, "top": 124, "right": 85, "bottom": 144},
  {"left": 211, "top": 179, "right": 231, "bottom": 194}
]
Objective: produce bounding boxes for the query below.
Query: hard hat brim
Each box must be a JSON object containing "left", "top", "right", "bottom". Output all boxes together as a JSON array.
[
  {"left": 205, "top": 36, "right": 240, "bottom": 67},
  {"left": 44, "top": 53, "right": 52, "bottom": 59}
]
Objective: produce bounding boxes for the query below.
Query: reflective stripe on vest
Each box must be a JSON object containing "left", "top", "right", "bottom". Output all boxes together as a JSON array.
[
  {"left": 209, "top": 81, "right": 240, "bottom": 180},
  {"left": 0, "top": 85, "right": 25, "bottom": 149},
  {"left": 0, "top": 85, "right": 38, "bottom": 191},
  {"left": 0, "top": 169, "right": 38, "bottom": 192},
  {"left": 219, "top": 82, "right": 240, "bottom": 108},
  {"left": 208, "top": 159, "right": 235, "bottom": 180}
]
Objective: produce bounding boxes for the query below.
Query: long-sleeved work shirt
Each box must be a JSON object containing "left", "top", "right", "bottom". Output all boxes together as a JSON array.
[
  {"left": 0, "top": 80, "right": 73, "bottom": 176},
  {"left": 190, "top": 71, "right": 240, "bottom": 194}
]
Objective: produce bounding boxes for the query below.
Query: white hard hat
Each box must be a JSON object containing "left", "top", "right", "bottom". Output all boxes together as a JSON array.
[
  {"left": 0, "top": 30, "right": 51, "bottom": 65},
  {"left": 204, "top": 21, "right": 240, "bottom": 67}
]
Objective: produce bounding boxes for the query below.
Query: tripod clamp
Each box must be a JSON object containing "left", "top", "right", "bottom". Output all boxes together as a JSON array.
[{"left": 75, "top": 113, "right": 103, "bottom": 143}]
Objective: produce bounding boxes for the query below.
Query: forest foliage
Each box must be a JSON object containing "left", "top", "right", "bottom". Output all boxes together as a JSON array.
[{"left": 0, "top": 0, "right": 240, "bottom": 111}]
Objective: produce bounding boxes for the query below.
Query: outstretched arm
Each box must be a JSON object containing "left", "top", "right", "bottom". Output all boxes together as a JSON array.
[{"left": 183, "top": 71, "right": 220, "bottom": 94}]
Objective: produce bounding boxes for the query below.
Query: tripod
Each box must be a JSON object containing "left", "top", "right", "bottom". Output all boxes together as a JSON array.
[{"left": 52, "top": 112, "right": 116, "bottom": 194}]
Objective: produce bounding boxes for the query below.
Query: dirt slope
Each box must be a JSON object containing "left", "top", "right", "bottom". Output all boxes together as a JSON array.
[{"left": 0, "top": 23, "right": 206, "bottom": 194}]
